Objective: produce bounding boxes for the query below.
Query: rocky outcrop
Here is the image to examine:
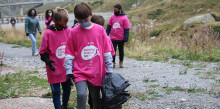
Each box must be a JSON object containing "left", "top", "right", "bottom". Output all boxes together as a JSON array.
[{"left": 183, "top": 13, "right": 215, "bottom": 30}]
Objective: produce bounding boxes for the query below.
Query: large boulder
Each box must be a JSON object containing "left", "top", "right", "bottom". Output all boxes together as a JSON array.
[{"left": 183, "top": 13, "right": 215, "bottom": 30}]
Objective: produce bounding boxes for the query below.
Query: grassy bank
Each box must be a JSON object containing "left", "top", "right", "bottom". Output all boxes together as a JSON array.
[
  {"left": 0, "top": 28, "right": 43, "bottom": 49},
  {"left": 0, "top": 70, "right": 78, "bottom": 108},
  {"left": 125, "top": 24, "right": 220, "bottom": 62}
]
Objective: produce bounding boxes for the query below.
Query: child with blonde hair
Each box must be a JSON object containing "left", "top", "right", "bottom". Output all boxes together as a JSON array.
[{"left": 39, "top": 7, "right": 72, "bottom": 109}]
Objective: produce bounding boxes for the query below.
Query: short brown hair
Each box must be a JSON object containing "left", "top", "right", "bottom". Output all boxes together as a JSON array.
[
  {"left": 91, "top": 15, "right": 105, "bottom": 26},
  {"left": 54, "top": 7, "right": 69, "bottom": 22},
  {"left": 74, "top": 2, "right": 92, "bottom": 19}
]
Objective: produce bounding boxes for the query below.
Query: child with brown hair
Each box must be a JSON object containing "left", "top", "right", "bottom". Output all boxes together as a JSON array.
[
  {"left": 65, "top": 2, "right": 114, "bottom": 109},
  {"left": 39, "top": 7, "right": 72, "bottom": 109}
]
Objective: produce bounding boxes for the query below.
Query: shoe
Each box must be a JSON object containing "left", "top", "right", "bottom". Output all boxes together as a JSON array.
[
  {"left": 113, "top": 62, "right": 115, "bottom": 68},
  {"left": 119, "top": 61, "right": 124, "bottom": 68},
  {"left": 32, "top": 52, "right": 38, "bottom": 56}
]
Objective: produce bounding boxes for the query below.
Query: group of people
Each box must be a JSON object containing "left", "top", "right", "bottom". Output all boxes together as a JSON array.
[{"left": 25, "top": 2, "right": 130, "bottom": 109}]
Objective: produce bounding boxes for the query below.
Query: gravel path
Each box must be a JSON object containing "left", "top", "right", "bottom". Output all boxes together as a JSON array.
[{"left": 0, "top": 42, "right": 220, "bottom": 109}]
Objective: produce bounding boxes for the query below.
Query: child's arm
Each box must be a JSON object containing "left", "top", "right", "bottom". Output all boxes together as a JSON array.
[
  {"left": 39, "top": 32, "right": 55, "bottom": 71},
  {"left": 104, "top": 52, "right": 113, "bottom": 73},
  {"left": 65, "top": 55, "right": 74, "bottom": 86}
]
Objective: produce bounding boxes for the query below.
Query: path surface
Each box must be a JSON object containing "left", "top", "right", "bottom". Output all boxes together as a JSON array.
[
  {"left": 0, "top": 42, "right": 33, "bottom": 58},
  {"left": 0, "top": 42, "right": 220, "bottom": 109}
]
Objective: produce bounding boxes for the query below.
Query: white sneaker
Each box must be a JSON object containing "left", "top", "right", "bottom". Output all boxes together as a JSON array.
[{"left": 32, "top": 52, "right": 39, "bottom": 56}]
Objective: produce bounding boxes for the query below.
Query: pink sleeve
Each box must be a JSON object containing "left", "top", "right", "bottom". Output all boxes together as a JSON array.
[
  {"left": 39, "top": 31, "right": 49, "bottom": 54},
  {"left": 123, "top": 16, "right": 130, "bottom": 29},
  {"left": 45, "top": 18, "right": 49, "bottom": 24},
  {"left": 102, "top": 28, "right": 112, "bottom": 53},
  {"left": 107, "top": 16, "right": 113, "bottom": 26},
  {"left": 65, "top": 30, "right": 75, "bottom": 56}
]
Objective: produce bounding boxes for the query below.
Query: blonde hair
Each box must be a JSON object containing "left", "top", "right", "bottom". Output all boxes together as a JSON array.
[{"left": 54, "top": 7, "right": 69, "bottom": 22}]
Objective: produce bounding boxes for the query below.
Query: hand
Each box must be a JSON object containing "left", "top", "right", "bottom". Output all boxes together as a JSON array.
[
  {"left": 46, "top": 60, "right": 56, "bottom": 71},
  {"left": 66, "top": 74, "right": 74, "bottom": 86},
  {"left": 39, "top": 32, "right": 41, "bottom": 35},
  {"left": 26, "top": 33, "right": 29, "bottom": 36}
]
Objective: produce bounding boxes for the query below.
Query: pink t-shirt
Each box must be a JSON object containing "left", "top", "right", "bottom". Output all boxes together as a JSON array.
[
  {"left": 65, "top": 24, "right": 113, "bottom": 86},
  {"left": 107, "top": 36, "right": 115, "bottom": 56},
  {"left": 45, "top": 16, "right": 54, "bottom": 29},
  {"left": 108, "top": 14, "right": 130, "bottom": 40},
  {"left": 39, "top": 27, "right": 71, "bottom": 84}
]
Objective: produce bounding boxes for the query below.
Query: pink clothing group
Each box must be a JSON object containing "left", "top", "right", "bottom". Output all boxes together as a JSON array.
[
  {"left": 108, "top": 14, "right": 130, "bottom": 40},
  {"left": 40, "top": 24, "right": 114, "bottom": 86}
]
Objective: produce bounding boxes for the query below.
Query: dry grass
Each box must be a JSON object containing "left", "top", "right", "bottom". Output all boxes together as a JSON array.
[
  {"left": 126, "top": 23, "right": 220, "bottom": 62},
  {"left": 0, "top": 28, "right": 43, "bottom": 49}
]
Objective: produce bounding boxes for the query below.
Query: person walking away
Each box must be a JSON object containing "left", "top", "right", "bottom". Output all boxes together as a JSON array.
[
  {"left": 45, "top": 9, "right": 54, "bottom": 29},
  {"left": 106, "top": 4, "right": 130, "bottom": 68},
  {"left": 25, "top": 9, "right": 42, "bottom": 56},
  {"left": 39, "top": 7, "right": 71, "bottom": 109},
  {"left": 10, "top": 16, "right": 16, "bottom": 30},
  {"left": 65, "top": 2, "right": 114, "bottom": 109}
]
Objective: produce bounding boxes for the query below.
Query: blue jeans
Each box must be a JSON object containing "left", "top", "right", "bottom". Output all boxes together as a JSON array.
[
  {"left": 50, "top": 81, "right": 71, "bottom": 109},
  {"left": 28, "top": 33, "right": 37, "bottom": 53}
]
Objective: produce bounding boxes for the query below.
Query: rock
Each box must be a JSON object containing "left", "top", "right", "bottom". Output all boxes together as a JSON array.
[
  {"left": 183, "top": 13, "right": 215, "bottom": 30},
  {"left": 180, "top": 98, "right": 187, "bottom": 102}
]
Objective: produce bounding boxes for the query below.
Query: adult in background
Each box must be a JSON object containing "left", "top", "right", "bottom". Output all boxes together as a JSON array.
[
  {"left": 106, "top": 4, "right": 130, "bottom": 68},
  {"left": 10, "top": 16, "right": 16, "bottom": 30},
  {"left": 45, "top": 9, "right": 54, "bottom": 29},
  {"left": 25, "top": 9, "right": 41, "bottom": 56}
]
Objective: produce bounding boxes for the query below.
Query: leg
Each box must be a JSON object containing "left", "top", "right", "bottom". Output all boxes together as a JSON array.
[
  {"left": 28, "top": 33, "right": 37, "bottom": 53},
  {"left": 61, "top": 81, "right": 71, "bottom": 109},
  {"left": 50, "top": 83, "right": 61, "bottom": 109},
  {"left": 88, "top": 92, "right": 93, "bottom": 109},
  {"left": 75, "top": 81, "right": 88, "bottom": 109},
  {"left": 118, "top": 42, "right": 124, "bottom": 68},
  {"left": 111, "top": 41, "right": 118, "bottom": 66},
  {"left": 88, "top": 83, "right": 101, "bottom": 109},
  {"left": 33, "top": 33, "right": 38, "bottom": 53}
]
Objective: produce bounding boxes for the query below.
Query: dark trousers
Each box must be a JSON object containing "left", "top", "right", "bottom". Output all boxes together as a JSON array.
[
  {"left": 50, "top": 81, "right": 71, "bottom": 109},
  {"left": 112, "top": 41, "right": 124, "bottom": 63}
]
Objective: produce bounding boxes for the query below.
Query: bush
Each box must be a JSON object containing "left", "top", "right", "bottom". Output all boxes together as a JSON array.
[
  {"left": 212, "top": 25, "right": 220, "bottom": 34},
  {"left": 211, "top": 14, "right": 220, "bottom": 22},
  {"left": 147, "top": 9, "right": 164, "bottom": 19},
  {"left": 150, "top": 30, "right": 162, "bottom": 37}
]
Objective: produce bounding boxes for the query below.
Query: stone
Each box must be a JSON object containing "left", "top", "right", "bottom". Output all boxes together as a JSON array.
[{"left": 183, "top": 13, "right": 215, "bottom": 30}]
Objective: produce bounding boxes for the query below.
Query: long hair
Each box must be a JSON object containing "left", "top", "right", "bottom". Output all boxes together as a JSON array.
[
  {"left": 45, "top": 9, "right": 54, "bottom": 20},
  {"left": 27, "top": 8, "right": 37, "bottom": 17}
]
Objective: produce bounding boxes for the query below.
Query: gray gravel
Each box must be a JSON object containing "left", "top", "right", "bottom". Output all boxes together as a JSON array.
[{"left": 1, "top": 56, "right": 220, "bottom": 109}]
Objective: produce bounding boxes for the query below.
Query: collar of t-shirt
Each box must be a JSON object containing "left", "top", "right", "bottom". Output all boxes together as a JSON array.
[{"left": 84, "top": 23, "right": 94, "bottom": 29}]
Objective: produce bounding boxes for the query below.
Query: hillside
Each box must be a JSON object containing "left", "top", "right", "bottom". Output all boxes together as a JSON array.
[{"left": 88, "top": 0, "right": 220, "bottom": 61}]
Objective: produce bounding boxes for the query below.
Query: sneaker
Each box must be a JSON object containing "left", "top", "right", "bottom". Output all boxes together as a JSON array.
[{"left": 32, "top": 52, "right": 39, "bottom": 56}]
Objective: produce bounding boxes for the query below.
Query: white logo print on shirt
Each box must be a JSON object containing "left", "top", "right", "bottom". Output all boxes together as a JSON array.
[
  {"left": 81, "top": 45, "right": 100, "bottom": 60},
  {"left": 56, "top": 45, "right": 66, "bottom": 59},
  {"left": 113, "top": 21, "right": 120, "bottom": 33}
]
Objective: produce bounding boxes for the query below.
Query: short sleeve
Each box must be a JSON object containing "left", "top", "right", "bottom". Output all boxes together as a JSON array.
[
  {"left": 39, "top": 31, "right": 49, "bottom": 54},
  {"left": 65, "top": 30, "right": 76, "bottom": 56},
  {"left": 102, "top": 27, "right": 112, "bottom": 53},
  {"left": 107, "top": 15, "right": 113, "bottom": 26},
  {"left": 123, "top": 16, "right": 130, "bottom": 29}
]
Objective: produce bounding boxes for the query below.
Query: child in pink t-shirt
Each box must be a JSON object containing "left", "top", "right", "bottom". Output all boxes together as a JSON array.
[
  {"left": 39, "top": 7, "right": 71, "bottom": 109},
  {"left": 106, "top": 4, "right": 130, "bottom": 68},
  {"left": 45, "top": 9, "right": 54, "bottom": 29},
  {"left": 65, "top": 2, "right": 113, "bottom": 109}
]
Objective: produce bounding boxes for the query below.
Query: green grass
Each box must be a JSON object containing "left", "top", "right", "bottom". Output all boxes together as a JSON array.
[
  {"left": 11, "top": 45, "right": 22, "bottom": 48},
  {"left": 0, "top": 71, "right": 49, "bottom": 99},
  {"left": 163, "top": 86, "right": 206, "bottom": 94}
]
